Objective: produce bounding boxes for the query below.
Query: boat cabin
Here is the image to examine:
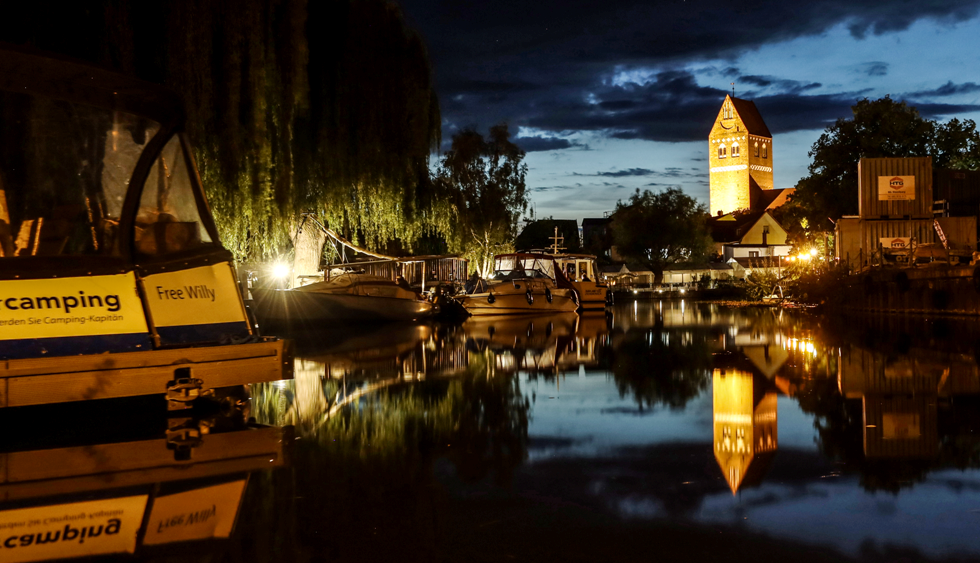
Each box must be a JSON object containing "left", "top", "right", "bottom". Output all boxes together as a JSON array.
[
  {"left": 0, "top": 46, "right": 290, "bottom": 408},
  {"left": 552, "top": 254, "right": 599, "bottom": 283},
  {"left": 490, "top": 253, "right": 560, "bottom": 281}
]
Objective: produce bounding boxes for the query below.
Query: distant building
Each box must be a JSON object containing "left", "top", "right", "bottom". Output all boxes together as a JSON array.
[
  {"left": 708, "top": 210, "right": 791, "bottom": 261},
  {"left": 515, "top": 219, "right": 581, "bottom": 252},
  {"left": 708, "top": 95, "right": 793, "bottom": 217},
  {"left": 581, "top": 217, "right": 612, "bottom": 257}
]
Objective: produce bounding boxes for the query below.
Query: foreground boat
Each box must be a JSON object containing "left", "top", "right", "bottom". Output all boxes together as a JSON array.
[
  {"left": 251, "top": 273, "right": 436, "bottom": 324},
  {"left": 0, "top": 46, "right": 291, "bottom": 408},
  {"left": 455, "top": 253, "right": 579, "bottom": 315}
]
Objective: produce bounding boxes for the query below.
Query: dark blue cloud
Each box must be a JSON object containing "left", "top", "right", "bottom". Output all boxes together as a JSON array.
[
  {"left": 401, "top": 0, "right": 980, "bottom": 143},
  {"left": 907, "top": 81, "right": 980, "bottom": 97},
  {"left": 516, "top": 137, "right": 576, "bottom": 152}
]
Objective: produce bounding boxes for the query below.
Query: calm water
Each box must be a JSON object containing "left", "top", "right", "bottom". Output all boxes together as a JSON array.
[{"left": 6, "top": 301, "right": 980, "bottom": 562}]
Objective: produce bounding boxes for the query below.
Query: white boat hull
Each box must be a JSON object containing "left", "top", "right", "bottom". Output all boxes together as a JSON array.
[
  {"left": 251, "top": 288, "right": 435, "bottom": 324},
  {"left": 456, "top": 281, "right": 578, "bottom": 316}
]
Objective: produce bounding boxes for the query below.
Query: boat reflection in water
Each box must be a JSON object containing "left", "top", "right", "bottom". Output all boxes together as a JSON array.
[
  {"left": 0, "top": 391, "right": 290, "bottom": 562},
  {"left": 210, "top": 302, "right": 980, "bottom": 560}
]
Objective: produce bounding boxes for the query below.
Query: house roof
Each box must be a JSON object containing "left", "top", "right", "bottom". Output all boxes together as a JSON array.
[
  {"left": 730, "top": 96, "right": 772, "bottom": 138},
  {"left": 600, "top": 263, "right": 630, "bottom": 274},
  {"left": 764, "top": 188, "right": 795, "bottom": 210},
  {"left": 708, "top": 210, "right": 767, "bottom": 243}
]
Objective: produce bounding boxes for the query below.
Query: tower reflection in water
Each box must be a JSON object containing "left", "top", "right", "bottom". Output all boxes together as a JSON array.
[{"left": 712, "top": 360, "right": 778, "bottom": 494}]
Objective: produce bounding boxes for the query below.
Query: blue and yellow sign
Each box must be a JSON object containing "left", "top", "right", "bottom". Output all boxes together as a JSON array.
[
  {"left": 0, "top": 273, "right": 151, "bottom": 358},
  {"left": 141, "top": 262, "right": 250, "bottom": 345}
]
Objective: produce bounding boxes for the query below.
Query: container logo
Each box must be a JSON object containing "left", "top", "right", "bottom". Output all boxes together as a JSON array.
[
  {"left": 877, "top": 175, "right": 915, "bottom": 201},
  {"left": 880, "top": 237, "right": 910, "bottom": 249}
]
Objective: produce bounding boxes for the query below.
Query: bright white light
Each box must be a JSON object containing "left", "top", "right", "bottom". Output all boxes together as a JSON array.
[
  {"left": 633, "top": 290, "right": 638, "bottom": 294},
  {"left": 273, "top": 263, "right": 290, "bottom": 278},
  {"left": 679, "top": 289, "right": 686, "bottom": 294},
  {"left": 809, "top": 248, "right": 818, "bottom": 257}
]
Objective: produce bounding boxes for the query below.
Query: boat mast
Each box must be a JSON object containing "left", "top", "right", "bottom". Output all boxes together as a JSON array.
[{"left": 550, "top": 227, "right": 565, "bottom": 255}]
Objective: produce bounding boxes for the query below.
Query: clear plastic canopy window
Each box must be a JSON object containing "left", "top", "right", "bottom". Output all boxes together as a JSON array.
[
  {"left": 493, "top": 256, "right": 556, "bottom": 279},
  {"left": 0, "top": 92, "right": 160, "bottom": 257}
]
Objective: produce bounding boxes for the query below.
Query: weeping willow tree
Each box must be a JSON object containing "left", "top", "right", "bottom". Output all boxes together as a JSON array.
[{"left": 1, "top": 0, "right": 442, "bottom": 261}]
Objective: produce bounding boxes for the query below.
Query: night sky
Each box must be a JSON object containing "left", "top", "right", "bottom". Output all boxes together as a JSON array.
[{"left": 398, "top": 0, "right": 980, "bottom": 220}]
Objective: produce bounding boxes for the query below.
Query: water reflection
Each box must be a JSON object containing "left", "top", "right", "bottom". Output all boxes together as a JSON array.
[
  {"left": 0, "top": 396, "right": 288, "bottom": 561},
  {"left": 713, "top": 355, "right": 778, "bottom": 494},
  {"left": 12, "top": 302, "right": 980, "bottom": 561}
]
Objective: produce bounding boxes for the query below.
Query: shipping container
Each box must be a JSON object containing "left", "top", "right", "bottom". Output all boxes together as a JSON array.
[
  {"left": 858, "top": 157, "right": 933, "bottom": 219},
  {"left": 934, "top": 168, "right": 980, "bottom": 212},
  {"left": 834, "top": 216, "right": 977, "bottom": 269},
  {"left": 936, "top": 216, "right": 978, "bottom": 249},
  {"left": 863, "top": 395, "right": 938, "bottom": 459}
]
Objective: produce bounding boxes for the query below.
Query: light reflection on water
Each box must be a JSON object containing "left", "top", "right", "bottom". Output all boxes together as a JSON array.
[{"left": 167, "top": 300, "right": 980, "bottom": 560}]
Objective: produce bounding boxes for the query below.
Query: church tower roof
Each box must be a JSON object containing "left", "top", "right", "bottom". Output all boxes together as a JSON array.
[{"left": 728, "top": 96, "right": 771, "bottom": 138}]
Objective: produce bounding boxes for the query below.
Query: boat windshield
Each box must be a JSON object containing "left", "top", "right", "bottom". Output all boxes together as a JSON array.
[
  {"left": 491, "top": 255, "right": 557, "bottom": 280},
  {"left": 0, "top": 90, "right": 160, "bottom": 258},
  {"left": 556, "top": 257, "right": 595, "bottom": 281}
]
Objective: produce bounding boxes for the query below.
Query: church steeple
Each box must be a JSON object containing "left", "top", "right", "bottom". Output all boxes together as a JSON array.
[{"left": 708, "top": 95, "right": 774, "bottom": 217}]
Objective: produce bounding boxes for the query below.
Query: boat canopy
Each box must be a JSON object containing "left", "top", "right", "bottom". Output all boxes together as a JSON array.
[
  {"left": 492, "top": 253, "right": 557, "bottom": 280},
  {"left": 0, "top": 44, "right": 223, "bottom": 278}
]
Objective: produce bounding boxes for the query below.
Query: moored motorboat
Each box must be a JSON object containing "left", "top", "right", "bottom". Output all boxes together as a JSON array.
[
  {"left": 552, "top": 253, "right": 610, "bottom": 310},
  {"left": 455, "top": 253, "right": 578, "bottom": 315},
  {"left": 0, "top": 46, "right": 290, "bottom": 409},
  {"left": 251, "top": 273, "right": 436, "bottom": 325}
]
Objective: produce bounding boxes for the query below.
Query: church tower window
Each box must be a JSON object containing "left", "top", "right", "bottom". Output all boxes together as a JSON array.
[
  {"left": 732, "top": 143, "right": 740, "bottom": 157},
  {"left": 718, "top": 144, "right": 727, "bottom": 159},
  {"left": 754, "top": 142, "right": 759, "bottom": 157},
  {"left": 762, "top": 144, "right": 768, "bottom": 158}
]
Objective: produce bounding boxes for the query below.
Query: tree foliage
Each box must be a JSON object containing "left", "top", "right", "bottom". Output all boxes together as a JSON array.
[
  {"left": 610, "top": 188, "right": 713, "bottom": 282},
  {"left": 793, "top": 96, "right": 980, "bottom": 231},
  {"left": 434, "top": 125, "right": 529, "bottom": 276},
  {"left": 1, "top": 0, "right": 441, "bottom": 261}
]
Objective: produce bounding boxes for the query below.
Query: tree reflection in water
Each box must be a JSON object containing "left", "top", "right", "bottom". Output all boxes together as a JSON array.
[
  {"left": 228, "top": 304, "right": 980, "bottom": 561},
  {"left": 240, "top": 340, "right": 529, "bottom": 561}
]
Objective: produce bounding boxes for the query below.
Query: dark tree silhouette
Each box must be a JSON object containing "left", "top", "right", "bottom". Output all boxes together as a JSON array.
[
  {"left": 792, "top": 96, "right": 980, "bottom": 231},
  {"left": 0, "top": 0, "right": 442, "bottom": 260},
  {"left": 610, "top": 188, "right": 713, "bottom": 284}
]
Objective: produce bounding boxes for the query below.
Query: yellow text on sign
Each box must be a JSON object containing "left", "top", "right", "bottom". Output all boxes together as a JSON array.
[
  {"left": 877, "top": 175, "right": 916, "bottom": 201},
  {"left": 0, "top": 273, "right": 148, "bottom": 341},
  {"left": 143, "top": 480, "right": 246, "bottom": 545},
  {"left": 0, "top": 495, "right": 147, "bottom": 563},
  {"left": 142, "top": 263, "right": 247, "bottom": 328}
]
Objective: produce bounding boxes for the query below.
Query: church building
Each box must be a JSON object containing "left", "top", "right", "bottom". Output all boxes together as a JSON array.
[{"left": 708, "top": 95, "right": 791, "bottom": 217}]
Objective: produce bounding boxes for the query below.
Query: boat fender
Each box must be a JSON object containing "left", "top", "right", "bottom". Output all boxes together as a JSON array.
[
  {"left": 488, "top": 292, "right": 496, "bottom": 304},
  {"left": 525, "top": 290, "right": 534, "bottom": 305},
  {"left": 545, "top": 288, "right": 553, "bottom": 303}
]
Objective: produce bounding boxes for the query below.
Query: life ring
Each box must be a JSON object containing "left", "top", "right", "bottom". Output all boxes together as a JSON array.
[
  {"left": 487, "top": 293, "right": 496, "bottom": 304},
  {"left": 545, "top": 288, "right": 553, "bottom": 303},
  {"left": 526, "top": 290, "right": 534, "bottom": 305}
]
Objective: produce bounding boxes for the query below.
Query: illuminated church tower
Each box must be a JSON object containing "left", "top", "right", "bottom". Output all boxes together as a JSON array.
[
  {"left": 713, "top": 367, "right": 778, "bottom": 494},
  {"left": 708, "top": 95, "right": 775, "bottom": 217}
]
